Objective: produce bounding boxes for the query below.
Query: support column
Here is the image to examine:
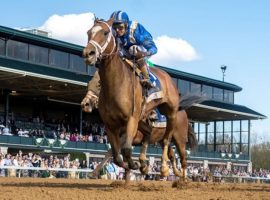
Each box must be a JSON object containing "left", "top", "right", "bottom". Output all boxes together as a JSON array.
[
  {"left": 84, "top": 152, "right": 91, "bottom": 168},
  {"left": 248, "top": 120, "right": 251, "bottom": 160},
  {"left": 3, "top": 89, "right": 10, "bottom": 127},
  {"left": 79, "top": 108, "right": 83, "bottom": 135},
  {"left": 0, "top": 147, "right": 8, "bottom": 154}
]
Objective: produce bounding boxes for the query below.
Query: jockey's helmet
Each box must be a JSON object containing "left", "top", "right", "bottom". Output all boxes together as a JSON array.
[{"left": 110, "top": 11, "right": 129, "bottom": 25}]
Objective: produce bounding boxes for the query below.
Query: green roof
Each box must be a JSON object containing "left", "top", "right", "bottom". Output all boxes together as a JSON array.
[
  {"left": 0, "top": 57, "right": 90, "bottom": 84},
  {"left": 0, "top": 25, "right": 242, "bottom": 91},
  {"left": 0, "top": 25, "right": 83, "bottom": 55},
  {"left": 155, "top": 64, "right": 242, "bottom": 92},
  {"left": 201, "top": 100, "right": 266, "bottom": 118}
]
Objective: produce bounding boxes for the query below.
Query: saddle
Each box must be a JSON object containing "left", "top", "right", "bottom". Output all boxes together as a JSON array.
[{"left": 123, "top": 58, "right": 164, "bottom": 102}]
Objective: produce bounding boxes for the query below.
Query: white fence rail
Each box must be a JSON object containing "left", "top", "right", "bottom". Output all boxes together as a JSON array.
[
  {"left": 212, "top": 175, "right": 270, "bottom": 184},
  {"left": 1, "top": 166, "right": 270, "bottom": 184}
]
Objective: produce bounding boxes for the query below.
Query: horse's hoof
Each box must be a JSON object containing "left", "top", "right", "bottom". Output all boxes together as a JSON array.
[
  {"left": 161, "top": 166, "right": 170, "bottom": 177},
  {"left": 174, "top": 171, "right": 181, "bottom": 177},
  {"left": 134, "top": 161, "right": 141, "bottom": 170},
  {"left": 140, "top": 165, "right": 149, "bottom": 175}
]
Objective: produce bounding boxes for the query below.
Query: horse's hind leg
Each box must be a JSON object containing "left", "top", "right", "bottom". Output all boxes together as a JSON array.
[
  {"left": 174, "top": 136, "right": 188, "bottom": 182},
  {"left": 139, "top": 139, "right": 149, "bottom": 175},
  {"left": 168, "top": 144, "right": 181, "bottom": 177},
  {"left": 160, "top": 113, "right": 177, "bottom": 177}
]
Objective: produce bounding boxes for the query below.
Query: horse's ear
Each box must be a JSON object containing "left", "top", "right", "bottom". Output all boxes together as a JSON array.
[
  {"left": 107, "top": 17, "right": 114, "bottom": 26},
  {"left": 93, "top": 14, "right": 98, "bottom": 23}
]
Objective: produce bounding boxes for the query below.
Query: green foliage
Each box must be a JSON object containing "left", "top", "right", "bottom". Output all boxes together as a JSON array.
[{"left": 251, "top": 142, "right": 270, "bottom": 169}]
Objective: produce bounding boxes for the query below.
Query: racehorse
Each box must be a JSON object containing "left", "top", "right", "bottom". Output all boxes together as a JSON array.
[
  {"left": 133, "top": 110, "right": 197, "bottom": 181},
  {"left": 82, "top": 17, "right": 179, "bottom": 180}
]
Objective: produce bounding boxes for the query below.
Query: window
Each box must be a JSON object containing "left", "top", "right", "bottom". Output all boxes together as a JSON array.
[
  {"left": 171, "top": 78, "right": 178, "bottom": 88},
  {"left": 202, "top": 85, "right": 213, "bottom": 99},
  {"left": 190, "top": 82, "right": 201, "bottom": 95},
  {"left": 224, "top": 89, "right": 234, "bottom": 103},
  {"left": 178, "top": 79, "right": 190, "bottom": 95},
  {"left": 7, "top": 40, "right": 28, "bottom": 60},
  {"left": 233, "top": 130, "right": 240, "bottom": 144},
  {"left": 241, "top": 120, "right": 249, "bottom": 132},
  {"left": 241, "top": 144, "right": 248, "bottom": 154},
  {"left": 213, "top": 87, "right": 223, "bottom": 101},
  {"left": 194, "top": 122, "right": 199, "bottom": 142},
  {"left": 88, "top": 66, "right": 97, "bottom": 76},
  {"left": 199, "top": 123, "right": 206, "bottom": 145},
  {"left": 69, "top": 54, "right": 87, "bottom": 73},
  {"left": 242, "top": 131, "right": 249, "bottom": 144},
  {"left": 233, "top": 120, "right": 240, "bottom": 132},
  {"left": 224, "top": 121, "right": 232, "bottom": 144},
  {"left": 49, "top": 49, "right": 69, "bottom": 68},
  {"left": 207, "top": 122, "right": 215, "bottom": 145},
  {"left": 0, "top": 38, "right": 5, "bottom": 56},
  {"left": 216, "top": 121, "right": 223, "bottom": 144},
  {"left": 29, "top": 44, "right": 49, "bottom": 65}
]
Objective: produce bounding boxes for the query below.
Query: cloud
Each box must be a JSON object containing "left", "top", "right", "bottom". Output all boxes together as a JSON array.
[
  {"left": 39, "top": 13, "right": 95, "bottom": 46},
  {"left": 151, "top": 35, "right": 200, "bottom": 67},
  {"left": 37, "top": 13, "right": 200, "bottom": 67}
]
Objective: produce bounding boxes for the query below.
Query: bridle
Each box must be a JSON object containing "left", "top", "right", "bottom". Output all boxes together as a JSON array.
[{"left": 87, "top": 20, "right": 116, "bottom": 61}]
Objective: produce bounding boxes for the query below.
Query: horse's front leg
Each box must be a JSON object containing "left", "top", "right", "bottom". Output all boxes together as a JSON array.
[
  {"left": 121, "top": 116, "right": 140, "bottom": 170},
  {"left": 107, "top": 129, "right": 129, "bottom": 170},
  {"left": 81, "top": 90, "right": 99, "bottom": 113}
]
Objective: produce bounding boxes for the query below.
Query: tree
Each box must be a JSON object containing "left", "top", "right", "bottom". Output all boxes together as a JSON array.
[{"left": 251, "top": 142, "right": 270, "bottom": 169}]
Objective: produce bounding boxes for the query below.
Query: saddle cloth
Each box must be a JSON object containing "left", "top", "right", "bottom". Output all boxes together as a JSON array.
[
  {"left": 144, "top": 71, "right": 164, "bottom": 103},
  {"left": 149, "top": 108, "right": 167, "bottom": 128}
]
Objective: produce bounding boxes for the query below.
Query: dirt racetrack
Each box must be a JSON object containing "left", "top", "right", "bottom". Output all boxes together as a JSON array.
[{"left": 0, "top": 178, "right": 270, "bottom": 200}]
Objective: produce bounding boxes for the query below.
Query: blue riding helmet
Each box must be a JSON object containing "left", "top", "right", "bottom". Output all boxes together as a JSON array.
[{"left": 110, "top": 11, "right": 129, "bottom": 24}]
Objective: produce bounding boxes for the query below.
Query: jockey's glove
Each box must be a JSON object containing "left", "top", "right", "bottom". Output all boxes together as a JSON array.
[{"left": 129, "top": 45, "right": 149, "bottom": 58}]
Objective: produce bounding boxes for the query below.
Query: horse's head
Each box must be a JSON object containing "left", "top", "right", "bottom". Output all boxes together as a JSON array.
[{"left": 83, "top": 18, "right": 116, "bottom": 65}]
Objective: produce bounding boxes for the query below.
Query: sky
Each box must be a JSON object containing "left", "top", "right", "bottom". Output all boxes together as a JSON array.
[{"left": 1, "top": 0, "right": 269, "bottom": 142}]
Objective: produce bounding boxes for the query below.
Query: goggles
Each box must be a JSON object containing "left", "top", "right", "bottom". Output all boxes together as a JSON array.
[{"left": 113, "top": 23, "right": 126, "bottom": 31}]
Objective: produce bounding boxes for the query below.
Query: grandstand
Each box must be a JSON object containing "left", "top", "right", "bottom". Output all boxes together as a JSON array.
[{"left": 0, "top": 25, "right": 266, "bottom": 174}]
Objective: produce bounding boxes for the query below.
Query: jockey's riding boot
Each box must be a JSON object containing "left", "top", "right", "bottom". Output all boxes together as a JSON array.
[{"left": 139, "top": 64, "right": 154, "bottom": 88}]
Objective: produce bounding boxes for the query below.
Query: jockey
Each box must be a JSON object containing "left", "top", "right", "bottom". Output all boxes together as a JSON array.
[
  {"left": 81, "top": 11, "right": 158, "bottom": 111},
  {"left": 110, "top": 11, "right": 157, "bottom": 88}
]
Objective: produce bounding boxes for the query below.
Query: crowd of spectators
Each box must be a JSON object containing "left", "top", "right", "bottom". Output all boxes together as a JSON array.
[
  {"left": 0, "top": 117, "right": 108, "bottom": 144},
  {"left": 1, "top": 149, "right": 270, "bottom": 182},
  {"left": 187, "top": 164, "right": 270, "bottom": 182},
  {"left": 0, "top": 150, "right": 84, "bottom": 178}
]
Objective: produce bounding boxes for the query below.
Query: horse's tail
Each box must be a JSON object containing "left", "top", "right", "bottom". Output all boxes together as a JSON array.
[
  {"left": 187, "top": 124, "right": 197, "bottom": 150},
  {"left": 179, "top": 94, "right": 207, "bottom": 111}
]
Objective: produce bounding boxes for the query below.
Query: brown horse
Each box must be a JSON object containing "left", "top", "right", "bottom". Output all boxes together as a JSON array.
[
  {"left": 82, "top": 18, "right": 179, "bottom": 179},
  {"left": 133, "top": 110, "right": 197, "bottom": 180}
]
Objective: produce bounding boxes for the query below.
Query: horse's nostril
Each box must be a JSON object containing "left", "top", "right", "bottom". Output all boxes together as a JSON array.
[
  {"left": 85, "top": 103, "right": 89, "bottom": 107},
  {"left": 89, "top": 51, "right": 95, "bottom": 56}
]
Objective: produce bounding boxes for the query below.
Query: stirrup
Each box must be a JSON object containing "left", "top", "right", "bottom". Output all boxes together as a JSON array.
[{"left": 140, "top": 79, "right": 154, "bottom": 89}]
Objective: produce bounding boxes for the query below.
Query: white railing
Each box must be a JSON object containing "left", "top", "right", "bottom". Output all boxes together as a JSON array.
[
  {"left": 1, "top": 166, "right": 270, "bottom": 184},
  {"left": 0, "top": 165, "right": 93, "bottom": 179},
  {"left": 212, "top": 175, "right": 270, "bottom": 183},
  {"left": 0, "top": 165, "right": 159, "bottom": 179}
]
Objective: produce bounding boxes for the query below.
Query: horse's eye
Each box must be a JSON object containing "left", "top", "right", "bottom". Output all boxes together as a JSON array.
[{"left": 104, "top": 31, "right": 109, "bottom": 36}]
